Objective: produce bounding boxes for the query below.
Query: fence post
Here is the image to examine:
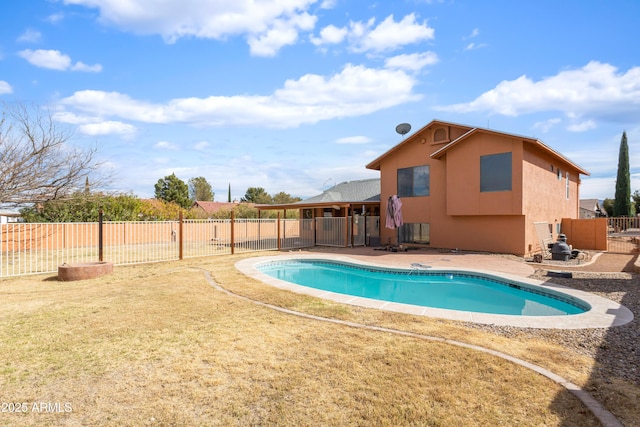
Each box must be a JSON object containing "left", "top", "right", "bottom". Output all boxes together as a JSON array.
[
  {"left": 277, "top": 212, "right": 281, "bottom": 251},
  {"left": 179, "top": 211, "right": 184, "bottom": 260},
  {"left": 230, "top": 210, "right": 235, "bottom": 255},
  {"left": 98, "top": 210, "right": 103, "bottom": 262}
]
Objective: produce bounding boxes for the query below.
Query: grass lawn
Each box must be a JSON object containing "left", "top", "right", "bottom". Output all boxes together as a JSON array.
[{"left": 0, "top": 252, "right": 634, "bottom": 426}]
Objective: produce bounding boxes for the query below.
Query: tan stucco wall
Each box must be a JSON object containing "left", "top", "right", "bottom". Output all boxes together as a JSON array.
[
  {"left": 376, "top": 123, "right": 584, "bottom": 256},
  {"left": 444, "top": 133, "right": 524, "bottom": 216},
  {"left": 561, "top": 217, "right": 608, "bottom": 251}
]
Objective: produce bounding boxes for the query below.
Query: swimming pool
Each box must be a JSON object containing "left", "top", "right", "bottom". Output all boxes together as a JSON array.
[
  {"left": 257, "top": 259, "right": 588, "bottom": 316},
  {"left": 235, "top": 255, "right": 634, "bottom": 329}
]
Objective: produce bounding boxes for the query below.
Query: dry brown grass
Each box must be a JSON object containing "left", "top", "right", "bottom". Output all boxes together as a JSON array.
[{"left": 0, "top": 252, "right": 631, "bottom": 426}]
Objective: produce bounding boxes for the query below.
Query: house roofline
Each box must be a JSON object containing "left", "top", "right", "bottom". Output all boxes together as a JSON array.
[
  {"left": 366, "top": 119, "right": 589, "bottom": 176},
  {"left": 431, "top": 127, "right": 589, "bottom": 175},
  {"left": 366, "top": 119, "right": 474, "bottom": 170}
]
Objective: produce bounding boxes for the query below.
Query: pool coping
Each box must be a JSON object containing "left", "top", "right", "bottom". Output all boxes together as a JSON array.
[{"left": 235, "top": 254, "right": 634, "bottom": 329}]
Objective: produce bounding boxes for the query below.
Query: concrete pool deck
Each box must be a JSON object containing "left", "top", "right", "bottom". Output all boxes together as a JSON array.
[
  {"left": 324, "top": 246, "right": 538, "bottom": 277},
  {"left": 236, "top": 249, "right": 634, "bottom": 330}
]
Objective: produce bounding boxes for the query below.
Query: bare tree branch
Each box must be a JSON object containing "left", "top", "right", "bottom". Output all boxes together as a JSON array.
[{"left": 0, "top": 102, "right": 110, "bottom": 208}]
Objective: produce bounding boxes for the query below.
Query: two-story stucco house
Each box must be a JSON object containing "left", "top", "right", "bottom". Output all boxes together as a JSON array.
[{"left": 366, "top": 120, "right": 589, "bottom": 256}]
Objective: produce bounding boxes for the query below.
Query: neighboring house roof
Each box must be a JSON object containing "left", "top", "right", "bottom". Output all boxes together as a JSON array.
[
  {"left": 580, "top": 199, "right": 603, "bottom": 213},
  {"left": 298, "top": 178, "right": 380, "bottom": 204},
  {"left": 366, "top": 119, "right": 590, "bottom": 176},
  {"left": 0, "top": 210, "right": 22, "bottom": 224},
  {"left": 257, "top": 178, "right": 380, "bottom": 210},
  {"left": 190, "top": 201, "right": 238, "bottom": 213}
]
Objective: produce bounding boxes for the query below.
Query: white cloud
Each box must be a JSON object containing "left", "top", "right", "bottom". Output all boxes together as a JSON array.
[
  {"left": 60, "top": 63, "right": 421, "bottom": 128},
  {"left": 71, "top": 61, "right": 103, "bottom": 72},
  {"left": 46, "top": 12, "right": 64, "bottom": 23},
  {"left": 349, "top": 14, "right": 435, "bottom": 54},
  {"left": 311, "top": 14, "right": 435, "bottom": 54},
  {"left": 155, "top": 141, "right": 178, "bottom": 150},
  {"left": 17, "top": 28, "right": 42, "bottom": 43},
  {"left": 319, "top": 0, "right": 336, "bottom": 8},
  {"left": 53, "top": 111, "right": 96, "bottom": 124},
  {"left": 63, "top": 0, "right": 320, "bottom": 55},
  {"left": 436, "top": 62, "right": 640, "bottom": 125},
  {"left": 567, "top": 120, "right": 596, "bottom": 132},
  {"left": 310, "top": 24, "right": 348, "bottom": 46},
  {"left": 63, "top": 1, "right": 434, "bottom": 56},
  {"left": 248, "top": 12, "right": 316, "bottom": 56},
  {"left": 384, "top": 51, "right": 438, "bottom": 72},
  {"left": 17, "top": 49, "right": 102, "bottom": 72},
  {"left": 335, "top": 136, "right": 371, "bottom": 144},
  {"left": 77, "top": 121, "right": 136, "bottom": 136},
  {"left": 0, "top": 80, "right": 13, "bottom": 94},
  {"left": 464, "top": 42, "right": 487, "bottom": 51},
  {"left": 18, "top": 49, "right": 70, "bottom": 70},
  {"left": 532, "top": 118, "right": 561, "bottom": 133}
]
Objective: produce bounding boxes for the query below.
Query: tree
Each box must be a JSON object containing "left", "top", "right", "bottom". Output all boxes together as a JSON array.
[
  {"left": 272, "top": 191, "right": 302, "bottom": 204},
  {"left": 613, "top": 131, "right": 632, "bottom": 217},
  {"left": 602, "top": 198, "right": 614, "bottom": 217},
  {"left": 633, "top": 190, "right": 640, "bottom": 215},
  {"left": 241, "top": 187, "right": 272, "bottom": 204},
  {"left": 20, "top": 192, "right": 142, "bottom": 222},
  {"left": 0, "top": 102, "right": 105, "bottom": 207},
  {"left": 188, "top": 176, "right": 214, "bottom": 201},
  {"left": 154, "top": 173, "right": 190, "bottom": 208},
  {"left": 138, "top": 198, "right": 184, "bottom": 221}
]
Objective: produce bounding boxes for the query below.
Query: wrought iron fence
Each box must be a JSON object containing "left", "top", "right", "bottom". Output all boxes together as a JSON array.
[
  {"left": 607, "top": 217, "right": 640, "bottom": 253},
  {"left": 0, "top": 216, "right": 380, "bottom": 278}
]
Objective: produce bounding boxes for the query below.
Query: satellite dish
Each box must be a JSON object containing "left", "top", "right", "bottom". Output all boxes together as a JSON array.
[{"left": 395, "top": 123, "right": 411, "bottom": 136}]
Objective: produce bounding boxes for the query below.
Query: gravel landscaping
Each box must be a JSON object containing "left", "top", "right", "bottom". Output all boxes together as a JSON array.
[{"left": 470, "top": 254, "right": 639, "bottom": 385}]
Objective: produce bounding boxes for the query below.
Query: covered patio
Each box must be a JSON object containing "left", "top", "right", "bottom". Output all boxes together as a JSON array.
[{"left": 257, "top": 179, "right": 382, "bottom": 247}]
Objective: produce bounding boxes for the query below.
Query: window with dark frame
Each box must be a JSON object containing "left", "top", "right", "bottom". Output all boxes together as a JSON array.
[
  {"left": 399, "top": 223, "right": 430, "bottom": 244},
  {"left": 480, "top": 152, "right": 512, "bottom": 192},
  {"left": 397, "top": 165, "right": 430, "bottom": 197}
]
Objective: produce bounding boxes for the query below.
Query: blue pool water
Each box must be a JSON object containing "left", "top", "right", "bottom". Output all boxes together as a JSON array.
[{"left": 258, "top": 260, "right": 589, "bottom": 316}]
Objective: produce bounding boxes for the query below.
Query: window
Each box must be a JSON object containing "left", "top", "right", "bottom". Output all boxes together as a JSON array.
[
  {"left": 480, "top": 152, "right": 512, "bottom": 192},
  {"left": 399, "top": 223, "right": 430, "bottom": 244},
  {"left": 398, "top": 165, "right": 430, "bottom": 197},
  {"left": 565, "top": 172, "right": 570, "bottom": 199}
]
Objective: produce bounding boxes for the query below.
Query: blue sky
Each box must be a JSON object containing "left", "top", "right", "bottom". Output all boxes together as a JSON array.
[{"left": 1, "top": 0, "right": 639, "bottom": 202}]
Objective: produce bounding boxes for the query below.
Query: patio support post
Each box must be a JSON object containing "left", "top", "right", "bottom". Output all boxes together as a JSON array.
[
  {"left": 277, "top": 211, "right": 281, "bottom": 251},
  {"left": 344, "top": 206, "right": 349, "bottom": 247},
  {"left": 363, "top": 208, "right": 367, "bottom": 246},
  {"left": 350, "top": 207, "right": 355, "bottom": 247},
  {"left": 283, "top": 211, "right": 287, "bottom": 247}
]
